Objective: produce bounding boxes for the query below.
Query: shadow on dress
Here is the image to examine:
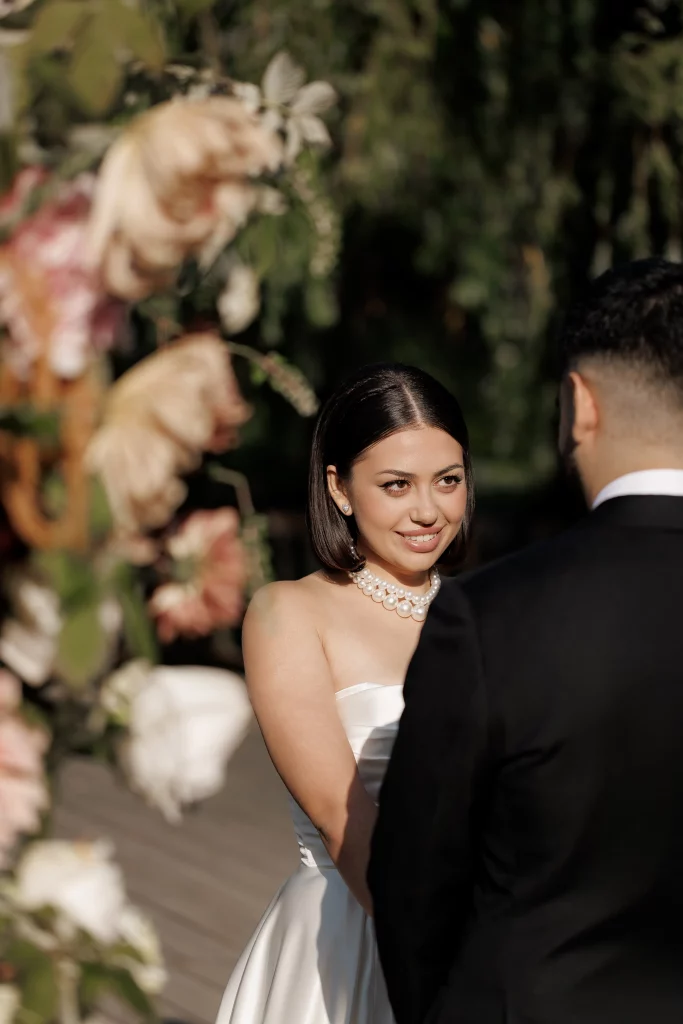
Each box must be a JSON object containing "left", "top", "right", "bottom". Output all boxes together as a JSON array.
[{"left": 317, "top": 724, "right": 395, "bottom": 1024}]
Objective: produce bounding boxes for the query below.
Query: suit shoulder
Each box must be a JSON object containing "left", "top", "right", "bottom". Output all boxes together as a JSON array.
[{"left": 453, "top": 521, "right": 591, "bottom": 613}]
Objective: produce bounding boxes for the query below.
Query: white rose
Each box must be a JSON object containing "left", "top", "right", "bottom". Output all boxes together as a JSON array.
[
  {"left": 7, "top": 573, "right": 62, "bottom": 636},
  {"left": 103, "top": 661, "right": 252, "bottom": 823},
  {"left": 116, "top": 906, "right": 167, "bottom": 995},
  {"left": 0, "top": 986, "right": 19, "bottom": 1024},
  {"left": 217, "top": 261, "right": 260, "bottom": 335},
  {"left": 0, "top": 571, "right": 62, "bottom": 687},
  {"left": 0, "top": 619, "right": 57, "bottom": 687},
  {"left": 101, "top": 659, "right": 148, "bottom": 724},
  {"left": 14, "top": 840, "right": 127, "bottom": 946}
]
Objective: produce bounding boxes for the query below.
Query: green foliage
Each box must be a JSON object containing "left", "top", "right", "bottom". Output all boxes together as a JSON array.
[
  {"left": 89, "top": 478, "right": 114, "bottom": 544},
  {"left": 106, "top": 967, "right": 156, "bottom": 1020},
  {"left": 230, "top": 343, "right": 319, "bottom": 415},
  {"left": 55, "top": 602, "right": 107, "bottom": 691},
  {"left": 233, "top": 155, "right": 341, "bottom": 342},
  {"left": 214, "top": 0, "right": 683, "bottom": 494},
  {"left": 0, "top": 404, "right": 60, "bottom": 442},
  {"left": 112, "top": 564, "right": 159, "bottom": 665},
  {"left": 30, "top": 2, "right": 87, "bottom": 55},
  {"left": 174, "top": 0, "right": 217, "bottom": 24},
  {"left": 80, "top": 963, "right": 157, "bottom": 1022},
  {"left": 304, "top": 278, "right": 338, "bottom": 329},
  {"left": 16, "top": 0, "right": 166, "bottom": 118},
  {"left": 6, "top": 941, "right": 57, "bottom": 1024},
  {"left": 34, "top": 550, "right": 93, "bottom": 608},
  {"left": 32, "top": 551, "right": 112, "bottom": 690},
  {"left": 67, "top": 19, "right": 123, "bottom": 117}
]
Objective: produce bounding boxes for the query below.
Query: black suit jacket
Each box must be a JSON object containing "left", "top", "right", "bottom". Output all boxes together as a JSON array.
[{"left": 369, "top": 495, "right": 683, "bottom": 1024}]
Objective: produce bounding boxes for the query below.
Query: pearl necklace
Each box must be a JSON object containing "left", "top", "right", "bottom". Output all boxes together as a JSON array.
[{"left": 349, "top": 566, "right": 441, "bottom": 622}]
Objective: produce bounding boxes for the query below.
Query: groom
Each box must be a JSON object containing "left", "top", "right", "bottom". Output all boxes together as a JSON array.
[{"left": 368, "top": 257, "right": 683, "bottom": 1024}]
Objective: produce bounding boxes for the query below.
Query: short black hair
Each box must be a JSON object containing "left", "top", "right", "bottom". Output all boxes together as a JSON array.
[
  {"left": 560, "top": 257, "right": 683, "bottom": 386},
  {"left": 307, "top": 362, "right": 474, "bottom": 574}
]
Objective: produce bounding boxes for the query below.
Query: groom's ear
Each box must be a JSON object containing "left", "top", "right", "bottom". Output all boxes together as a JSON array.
[
  {"left": 568, "top": 370, "right": 599, "bottom": 446},
  {"left": 558, "top": 374, "right": 576, "bottom": 457}
]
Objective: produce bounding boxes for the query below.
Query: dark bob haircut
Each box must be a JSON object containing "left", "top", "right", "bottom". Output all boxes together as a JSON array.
[{"left": 307, "top": 362, "right": 474, "bottom": 574}]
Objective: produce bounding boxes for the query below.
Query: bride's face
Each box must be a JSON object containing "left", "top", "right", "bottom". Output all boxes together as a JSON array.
[{"left": 337, "top": 426, "right": 468, "bottom": 575}]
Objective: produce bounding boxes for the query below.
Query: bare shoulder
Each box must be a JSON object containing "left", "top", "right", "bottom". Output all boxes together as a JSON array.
[
  {"left": 243, "top": 573, "right": 332, "bottom": 642},
  {"left": 242, "top": 575, "right": 337, "bottom": 702},
  {"left": 245, "top": 574, "right": 323, "bottom": 620}
]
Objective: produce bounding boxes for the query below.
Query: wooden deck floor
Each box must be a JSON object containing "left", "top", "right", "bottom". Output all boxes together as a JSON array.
[{"left": 54, "top": 720, "right": 299, "bottom": 1024}]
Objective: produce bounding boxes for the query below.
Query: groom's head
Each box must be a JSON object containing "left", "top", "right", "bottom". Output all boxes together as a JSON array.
[{"left": 558, "top": 257, "right": 683, "bottom": 504}]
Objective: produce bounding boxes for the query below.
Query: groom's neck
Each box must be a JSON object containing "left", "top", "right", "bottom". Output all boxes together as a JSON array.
[{"left": 580, "top": 445, "right": 683, "bottom": 507}]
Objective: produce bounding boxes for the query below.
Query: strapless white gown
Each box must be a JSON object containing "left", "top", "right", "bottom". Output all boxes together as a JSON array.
[{"left": 215, "top": 682, "right": 403, "bottom": 1024}]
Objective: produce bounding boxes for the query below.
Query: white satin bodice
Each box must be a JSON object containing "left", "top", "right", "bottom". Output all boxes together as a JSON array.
[{"left": 290, "top": 682, "right": 404, "bottom": 869}]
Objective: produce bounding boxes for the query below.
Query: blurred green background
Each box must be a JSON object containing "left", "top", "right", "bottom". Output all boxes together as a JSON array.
[{"left": 202, "top": 0, "right": 683, "bottom": 567}]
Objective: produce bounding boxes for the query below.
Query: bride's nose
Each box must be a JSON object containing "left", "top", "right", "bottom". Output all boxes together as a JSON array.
[{"left": 410, "top": 491, "right": 439, "bottom": 526}]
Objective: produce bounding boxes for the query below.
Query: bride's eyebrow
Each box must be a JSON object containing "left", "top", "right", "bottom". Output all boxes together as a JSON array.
[{"left": 376, "top": 462, "right": 464, "bottom": 479}]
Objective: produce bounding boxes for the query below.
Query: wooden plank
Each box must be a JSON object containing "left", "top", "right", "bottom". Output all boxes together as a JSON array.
[
  {"left": 60, "top": 728, "right": 293, "bottom": 841},
  {"left": 55, "top": 795, "right": 293, "bottom": 913},
  {"left": 159, "top": 970, "right": 225, "bottom": 1024},
  {"left": 56, "top": 727, "right": 296, "bottom": 869},
  {"left": 56, "top": 805, "right": 270, "bottom": 937},
  {"left": 135, "top": 904, "right": 245, "bottom": 987}
]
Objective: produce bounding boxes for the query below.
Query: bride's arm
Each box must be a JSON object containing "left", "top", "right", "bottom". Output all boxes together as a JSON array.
[{"left": 242, "top": 580, "right": 377, "bottom": 916}]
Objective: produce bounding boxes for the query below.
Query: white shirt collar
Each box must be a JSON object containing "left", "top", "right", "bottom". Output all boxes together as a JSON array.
[{"left": 592, "top": 469, "right": 683, "bottom": 510}]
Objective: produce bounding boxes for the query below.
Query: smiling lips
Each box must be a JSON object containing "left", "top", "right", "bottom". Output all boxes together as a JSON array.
[{"left": 398, "top": 527, "right": 444, "bottom": 553}]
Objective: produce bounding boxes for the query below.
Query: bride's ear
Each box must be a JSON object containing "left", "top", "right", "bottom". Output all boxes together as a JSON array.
[{"left": 326, "top": 466, "right": 351, "bottom": 515}]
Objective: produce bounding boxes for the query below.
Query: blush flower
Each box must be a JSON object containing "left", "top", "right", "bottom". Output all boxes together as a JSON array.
[
  {"left": 85, "top": 97, "right": 283, "bottom": 301},
  {"left": 149, "top": 508, "right": 247, "bottom": 642},
  {"left": 86, "top": 334, "right": 251, "bottom": 541},
  {"left": 0, "top": 670, "right": 50, "bottom": 867},
  {"left": 0, "top": 174, "right": 126, "bottom": 380}
]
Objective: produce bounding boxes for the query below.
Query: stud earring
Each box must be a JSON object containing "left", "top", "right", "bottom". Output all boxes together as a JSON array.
[{"left": 341, "top": 504, "right": 351, "bottom": 514}]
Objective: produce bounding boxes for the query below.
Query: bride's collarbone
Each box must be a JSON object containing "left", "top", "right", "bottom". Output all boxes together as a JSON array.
[
  {"left": 319, "top": 607, "right": 420, "bottom": 694},
  {"left": 294, "top": 571, "right": 422, "bottom": 689}
]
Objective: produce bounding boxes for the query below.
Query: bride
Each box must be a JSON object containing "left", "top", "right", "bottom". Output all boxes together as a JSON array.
[{"left": 216, "top": 362, "right": 473, "bottom": 1024}]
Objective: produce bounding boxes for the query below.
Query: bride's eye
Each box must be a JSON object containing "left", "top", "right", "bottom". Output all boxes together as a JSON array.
[
  {"left": 382, "top": 479, "right": 410, "bottom": 494},
  {"left": 438, "top": 474, "right": 463, "bottom": 490}
]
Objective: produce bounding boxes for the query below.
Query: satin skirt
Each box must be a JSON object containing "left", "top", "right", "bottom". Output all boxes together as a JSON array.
[{"left": 215, "top": 862, "right": 395, "bottom": 1024}]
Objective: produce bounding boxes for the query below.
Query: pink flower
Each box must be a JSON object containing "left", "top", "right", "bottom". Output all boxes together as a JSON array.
[
  {"left": 0, "top": 174, "right": 126, "bottom": 380},
  {"left": 0, "top": 672, "right": 49, "bottom": 867},
  {"left": 149, "top": 508, "right": 248, "bottom": 643},
  {"left": 0, "top": 670, "right": 20, "bottom": 713}
]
